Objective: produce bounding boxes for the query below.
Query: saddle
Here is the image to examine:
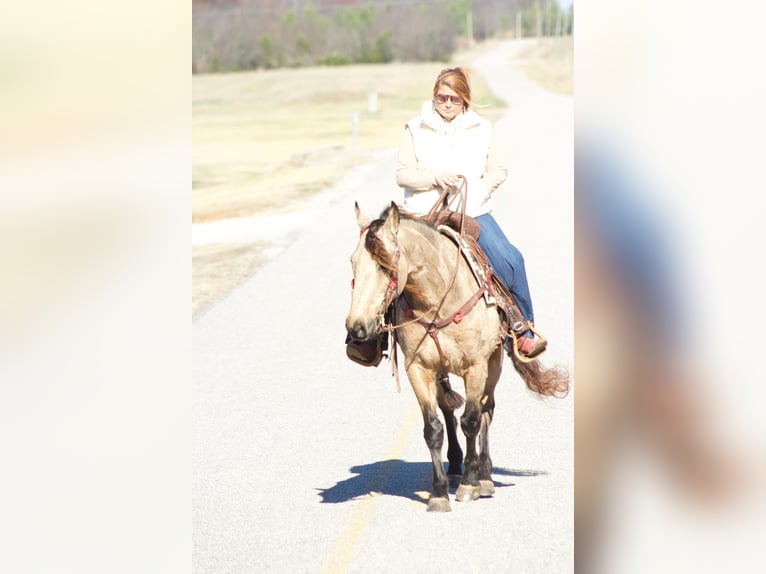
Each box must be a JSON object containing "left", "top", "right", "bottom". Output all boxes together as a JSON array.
[{"left": 437, "top": 225, "right": 531, "bottom": 343}]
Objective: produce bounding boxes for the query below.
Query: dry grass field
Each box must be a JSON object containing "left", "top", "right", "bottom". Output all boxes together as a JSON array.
[
  {"left": 192, "top": 37, "right": 573, "bottom": 317},
  {"left": 514, "top": 36, "right": 573, "bottom": 95},
  {"left": 193, "top": 53, "right": 506, "bottom": 223}
]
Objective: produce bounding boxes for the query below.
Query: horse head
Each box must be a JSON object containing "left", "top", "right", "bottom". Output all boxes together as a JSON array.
[{"left": 345, "top": 202, "right": 406, "bottom": 342}]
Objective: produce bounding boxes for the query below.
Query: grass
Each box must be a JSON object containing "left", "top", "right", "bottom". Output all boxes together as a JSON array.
[
  {"left": 193, "top": 38, "right": 572, "bottom": 223},
  {"left": 192, "top": 241, "right": 273, "bottom": 316},
  {"left": 512, "top": 36, "right": 573, "bottom": 95},
  {"left": 193, "top": 51, "right": 507, "bottom": 223}
]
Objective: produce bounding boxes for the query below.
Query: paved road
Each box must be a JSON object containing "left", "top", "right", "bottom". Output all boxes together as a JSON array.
[{"left": 194, "top": 39, "right": 573, "bottom": 573}]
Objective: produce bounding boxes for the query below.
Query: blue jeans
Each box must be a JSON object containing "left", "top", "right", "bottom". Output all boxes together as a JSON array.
[{"left": 475, "top": 213, "right": 534, "bottom": 326}]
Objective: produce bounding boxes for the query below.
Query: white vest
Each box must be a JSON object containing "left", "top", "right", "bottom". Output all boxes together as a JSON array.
[{"left": 402, "top": 101, "right": 493, "bottom": 217}]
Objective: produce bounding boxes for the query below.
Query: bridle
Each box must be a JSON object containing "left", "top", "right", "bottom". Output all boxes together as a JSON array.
[{"left": 357, "top": 220, "right": 402, "bottom": 332}]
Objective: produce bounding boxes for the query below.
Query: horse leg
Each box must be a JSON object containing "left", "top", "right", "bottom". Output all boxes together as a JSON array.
[
  {"left": 438, "top": 399, "right": 463, "bottom": 489},
  {"left": 455, "top": 399, "right": 481, "bottom": 502},
  {"left": 455, "top": 364, "right": 488, "bottom": 503},
  {"left": 407, "top": 364, "right": 452, "bottom": 512},
  {"left": 477, "top": 411, "right": 495, "bottom": 497},
  {"left": 478, "top": 347, "right": 503, "bottom": 498}
]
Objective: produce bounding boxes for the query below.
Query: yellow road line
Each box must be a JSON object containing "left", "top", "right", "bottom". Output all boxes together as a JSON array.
[{"left": 320, "top": 400, "right": 422, "bottom": 574}]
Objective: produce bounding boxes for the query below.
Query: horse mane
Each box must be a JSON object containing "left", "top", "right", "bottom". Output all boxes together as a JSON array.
[
  {"left": 363, "top": 219, "right": 396, "bottom": 271},
  {"left": 364, "top": 206, "right": 439, "bottom": 272},
  {"left": 378, "top": 204, "right": 432, "bottom": 223}
]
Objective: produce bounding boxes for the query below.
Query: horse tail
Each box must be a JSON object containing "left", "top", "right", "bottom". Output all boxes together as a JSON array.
[
  {"left": 510, "top": 354, "right": 570, "bottom": 398},
  {"left": 439, "top": 377, "right": 465, "bottom": 410}
]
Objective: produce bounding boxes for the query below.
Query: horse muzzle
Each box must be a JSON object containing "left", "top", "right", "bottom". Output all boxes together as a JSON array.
[{"left": 345, "top": 318, "right": 377, "bottom": 342}]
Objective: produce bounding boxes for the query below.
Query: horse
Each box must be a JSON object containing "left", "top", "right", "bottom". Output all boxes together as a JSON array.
[{"left": 346, "top": 201, "right": 569, "bottom": 512}]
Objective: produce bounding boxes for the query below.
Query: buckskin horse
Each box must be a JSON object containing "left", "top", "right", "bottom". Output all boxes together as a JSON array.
[{"left": 346, "top": 201, "right": 569, "bottom": 512}]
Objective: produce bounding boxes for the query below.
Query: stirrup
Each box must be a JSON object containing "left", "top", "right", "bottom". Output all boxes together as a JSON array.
[{"left": 508, "top": 322, "right": 547, "bottom": 363}]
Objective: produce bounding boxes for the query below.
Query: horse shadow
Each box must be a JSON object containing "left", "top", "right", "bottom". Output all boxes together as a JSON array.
[{"left": 317, "top": 459, "right": 547, "bottom": 505}]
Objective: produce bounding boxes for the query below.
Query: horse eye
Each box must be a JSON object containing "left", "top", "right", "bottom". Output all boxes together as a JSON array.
[{"left": 350, "top": 278, "right": 355, "bottom": 289}]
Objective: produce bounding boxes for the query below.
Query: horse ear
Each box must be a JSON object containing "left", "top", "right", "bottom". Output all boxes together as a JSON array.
[
  {"left": 354, "top": 202, "right": 370, "bottom": 230},
  {"left": 385, "top": 201, "right": 400, "bottom": 234}
]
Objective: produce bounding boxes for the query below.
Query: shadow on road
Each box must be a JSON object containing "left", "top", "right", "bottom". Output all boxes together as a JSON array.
[{"left": 316, "top": 459, "right": 548, "bottom": 504}]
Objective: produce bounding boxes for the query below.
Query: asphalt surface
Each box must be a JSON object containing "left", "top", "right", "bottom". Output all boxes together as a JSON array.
[{"left": 194, "top": 39, "right": 574, "bottom": 573}]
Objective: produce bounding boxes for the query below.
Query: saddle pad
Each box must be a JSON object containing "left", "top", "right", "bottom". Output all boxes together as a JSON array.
[{"left": 437, "top": 225, "right": 497, "bottom": 306}]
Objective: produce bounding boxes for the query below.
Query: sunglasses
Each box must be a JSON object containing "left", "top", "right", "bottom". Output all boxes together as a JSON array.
[{"left": 435, "top": 93, "right": 462, "bottom": 105}]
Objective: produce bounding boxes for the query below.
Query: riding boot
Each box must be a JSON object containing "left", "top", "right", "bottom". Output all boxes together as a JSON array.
[
  {"left": 496, "top": 289, "right": 547, "bottom": 359},
  {"left": 503, "top": 332, "right": 547, "bottom": 358}
]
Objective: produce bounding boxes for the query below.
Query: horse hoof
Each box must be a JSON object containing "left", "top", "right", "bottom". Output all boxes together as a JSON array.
[
  {"left": 427, "top": 497, "right": 452, "bottom": 512},
  {"left": 448, "top": 474, "right": 462, "bottom": 489},
  {"left": 479, "top": 480, "right": 495, "bottom": 498},
  {"left": 455, "top": 484, "right": 480, "bottom": 502}
]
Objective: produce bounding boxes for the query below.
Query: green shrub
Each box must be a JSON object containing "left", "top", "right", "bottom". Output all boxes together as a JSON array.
[{"left": 318, "top": 53, "right": 350, "bottom": 66}]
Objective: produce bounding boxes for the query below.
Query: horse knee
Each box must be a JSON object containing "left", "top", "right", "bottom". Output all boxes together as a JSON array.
[
  {"left": 460, "top": 403, "right": 480, "bottom": 437},
  {"left": 423, "top": 410, "right": 444, "bottom": 449}
]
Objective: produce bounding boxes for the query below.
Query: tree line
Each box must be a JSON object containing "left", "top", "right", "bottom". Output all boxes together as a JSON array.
[{"left": 193, "top": 0, "right": 573, "bottom": 74}]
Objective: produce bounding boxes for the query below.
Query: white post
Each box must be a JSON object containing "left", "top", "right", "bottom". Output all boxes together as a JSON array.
[
  {"left": 466, "top": 10, "right": 474, "bottom": 45},
  {"left": 367, "top": 91, "right": 378, "bottom": 114},
  {"left": 516, "top": 11, "right": 522, "bottom": 39},
  {"left": 351, "top": 111, "right": 358, "bottom": 148}
]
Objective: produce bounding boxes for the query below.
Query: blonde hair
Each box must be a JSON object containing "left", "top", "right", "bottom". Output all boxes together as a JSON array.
[{"left": 433, "top": 67, "right": 472, "bottom": 111}]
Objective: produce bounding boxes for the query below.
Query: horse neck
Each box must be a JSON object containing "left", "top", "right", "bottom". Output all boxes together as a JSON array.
[{"left": 398, "top": 222, "right": 460, "bottom": 310}]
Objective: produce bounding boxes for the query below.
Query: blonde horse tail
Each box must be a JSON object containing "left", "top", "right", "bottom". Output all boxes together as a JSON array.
[{"left": 510, "top": 355, "right": 570, "bottom": 398}]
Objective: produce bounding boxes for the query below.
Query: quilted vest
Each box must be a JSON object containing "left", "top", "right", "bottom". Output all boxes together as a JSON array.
[{"left": 402, "top": 101, "right": 493, "bottom": 217}]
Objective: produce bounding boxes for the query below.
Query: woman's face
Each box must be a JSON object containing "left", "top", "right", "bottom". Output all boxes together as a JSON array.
[{"left": 434, "top": 85, "right": 462, "bottom": 122}]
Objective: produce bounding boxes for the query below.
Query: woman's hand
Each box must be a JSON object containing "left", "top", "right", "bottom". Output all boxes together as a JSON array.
[{"left": 434, "top": 171, "right": 460, "bottom": 191}]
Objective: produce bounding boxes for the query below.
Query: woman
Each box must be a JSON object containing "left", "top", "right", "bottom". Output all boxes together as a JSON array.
[{"left": 395, "top": 66, "right": 545, "bottom": 357}]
